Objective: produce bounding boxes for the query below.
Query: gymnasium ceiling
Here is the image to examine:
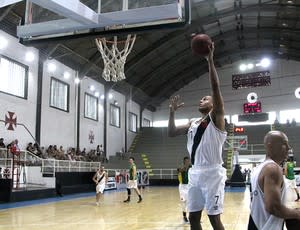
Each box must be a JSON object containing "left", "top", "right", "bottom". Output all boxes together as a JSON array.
[{"left": 1, "top": 0, "right": 300, "bottom": 111}]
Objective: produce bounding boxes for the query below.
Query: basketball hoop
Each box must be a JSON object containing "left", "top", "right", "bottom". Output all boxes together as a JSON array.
[{"left": 95, "top": 34, "right": 136, "bottom": 82}]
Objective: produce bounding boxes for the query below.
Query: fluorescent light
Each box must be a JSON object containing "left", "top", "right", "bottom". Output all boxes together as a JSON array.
[
  {"left": 25, "top": 51, "right": 35, "bottom": 62},
  {"left": 295, "top": 88, "right": 300, "bottom": 99},
  {"left": 0, "top": 36, "right": 8, "bottom": 49},
  {"left": 100, "top": 94, "right": 105, "bottom": 99},
  {"left": 74, "top": 77, "right": 80, "bottom": 84},
  {"left": 47, "top": 62, "right": 56, "bottom": 72},
  {"left": 247, "top": 63, "right": 254, "bottom": 69},
  {"left": 90, "top": 85, "right": 95, "bottom": 91},
  {"left": 239, "top": 64, "right": 247, "bottom": 71},
  {"left": 63, "top": 71, "right": 70, "bottom": 79},
  {"left": 109, "top": 93, "right": 113, "bottom": 99},
  {"left": 95, "top": 92, "right": 100, "bottom": 97},
  {"left": 260, "top": 58, "right": 270, "bottom": 67}
]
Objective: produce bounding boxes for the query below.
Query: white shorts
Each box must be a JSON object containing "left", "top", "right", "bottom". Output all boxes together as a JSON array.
[
  {"left": 285, "top": 178, "right": 297, "bottom": 189},
  {"left": 187, "top": 165, "right": 226, "bottom": 215},
  {"left": 179, "top": 184, "right": 188, "bottom": 202},
  {"left": 96, "top": 183, "right": 105, "bottom": 194},
  {"left": 127, "top": 180, "right": 138, "bottom": 189}
]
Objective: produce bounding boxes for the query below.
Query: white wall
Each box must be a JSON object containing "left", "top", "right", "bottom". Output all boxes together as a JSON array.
[
  {"left": 154, "top": 59, "right": 300, "bottom": 122},
  {"left": 0, "top": 30, "right": 38, "bottom": 149},
  {"left": 40, "top": 60, "right": 77, "bottom": 149},
  {"left": 142, "top": 109, "right": 153, "bottom": 127},
  {"left": 106, "top": 90, "right": 126, "bottom": 157},
  {"left": 126, "top": 100, "right": 140, "bottom": 149},
  {"left": 0, "top": 31, "right": 152, "bottom": 155},
  {"left": 79, "top": 77, "right": 104, "bottom": 151}
]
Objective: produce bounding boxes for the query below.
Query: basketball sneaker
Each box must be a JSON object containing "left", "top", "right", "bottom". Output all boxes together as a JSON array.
[
  {"left": 123, "top": 198, "right": 130, "bottom": 203},
  {"left": 137, "top": 197, "right": 142, "bottom": 203}
]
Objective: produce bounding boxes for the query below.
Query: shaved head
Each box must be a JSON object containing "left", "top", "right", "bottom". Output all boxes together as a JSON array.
[
  {"left": 264, "top": 131, "right": 287, "bottom": 146},
  {"left": 264, "top": 130, "right": 290, "bottom": 164}
]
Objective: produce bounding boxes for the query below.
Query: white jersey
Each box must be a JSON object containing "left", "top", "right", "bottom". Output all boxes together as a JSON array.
[
  {"left": 96, "top": 171, "right": 106, "bottom": 185},
  {"left": 250, "top": 159, "right": 286, "bottom": 230},
  {"left": 187, "top": 114, "right": 227, "bottom": 166}
]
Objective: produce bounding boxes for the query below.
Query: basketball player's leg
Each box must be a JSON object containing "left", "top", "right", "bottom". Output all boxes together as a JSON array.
[
  {"left": 294, "top": 187, "right": 300, "bottom": 201},
  {"left": 96, "top": 184, "right": 105, "bottom": 205},
  {"left": 133, "top": 182, "right": 142, "bottom": 203},
  {"left": 208, "top": 214, "right": 224, "bottom": 230},
  {"left": 205, "top": 167, "right": 226, "bottom": 230},
  {"left": 187, "top": 168, "right": 205, "bottom": 229},
  {"left": 96, "top": 193, "right": 100, "bottom": 205},
  {"left": 189, "top": 211, "right": 203, "bottom": 230},
  {"left": 123, "top": 187, "right": 131, "bottom": 202},
  {"left": 291, "top": 179, "right": 300, "bottom": 201},
  {"left": 96, "top": 185, "right": 100, "bottom": 205},
  {"left": 179, "top": 184, "right": 189, "bottom": 222}
]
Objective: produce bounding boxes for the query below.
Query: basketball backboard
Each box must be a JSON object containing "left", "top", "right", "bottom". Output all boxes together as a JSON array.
[
  {"left": 224, "top": 135, "right": 248, "bottom": 151},
  {"left": 17, "top": 0, "right": 190, "bottom": 43}
]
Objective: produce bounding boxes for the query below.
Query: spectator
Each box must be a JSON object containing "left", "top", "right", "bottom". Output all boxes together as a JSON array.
[
  {"left": 26, "top": 142, "right": 35, "bottom": 153},
  {"left": 10, "top": 139, "right": 20, "bottom": 155},
  {"left": 47, "top": 145, "right": 55, "bottom": 158},
  {"left": 57, "top": 146, "right": 66, "bottom": 160},
  {"left": 291, "top": 118, "right": 296, "bottom": 127},
  {"left": 13, "top": 139, "right": 20, "bottom": 152},
  {"left": 33, "top": 142, "right": 42, "bottom": 157},
  {"left": 287, "top": 119, "right": 291, "bottom": 127},
  {"left": 0, "top": 138, "right": 5, "bottom": 148},
  {"left": 40, "top": 146, "right": 47, "bottom": 159},
  {"left": 0, "top": 138, "right": 5, "bottom": 158}
]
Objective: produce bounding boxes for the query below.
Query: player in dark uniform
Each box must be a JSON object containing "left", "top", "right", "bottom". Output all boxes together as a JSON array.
[{"left": 123, "top": 157, "right": 142, "bottom": 203}]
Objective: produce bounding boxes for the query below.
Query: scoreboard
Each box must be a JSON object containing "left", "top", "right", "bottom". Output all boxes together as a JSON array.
[{"left": 243, "top": 101, "right": 262, "bottom": 113}]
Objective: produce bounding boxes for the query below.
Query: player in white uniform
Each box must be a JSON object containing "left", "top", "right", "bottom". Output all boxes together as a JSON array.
[
  {"left": 248, "top": 131, "right": 300, "bottom": 230},
  {"left": 168, "top": 43, "right": 227, "bottom": 230},
  {"left": 92, "top": 166, "right": 107, "bottom": 206}
]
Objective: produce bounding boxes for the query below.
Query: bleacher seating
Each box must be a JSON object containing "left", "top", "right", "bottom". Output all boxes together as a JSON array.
[
  {"left": 132, "top": 127, "right": 188, "bottom": 169},
  {"left": 127, "top": 125, "right": 300, "bottom": 170}
]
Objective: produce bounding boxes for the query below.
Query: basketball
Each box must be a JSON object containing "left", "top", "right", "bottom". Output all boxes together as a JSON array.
[{"left": 191, "top": 34, "right": 212, "bottom": 56}]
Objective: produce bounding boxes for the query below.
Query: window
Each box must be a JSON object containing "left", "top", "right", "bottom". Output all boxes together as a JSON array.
[
  {"left": 110, "top": 104, "right": 120, "bottom": 127},
  {"left": 50, "top": 77, "right": 69, "bottom": 112},
  {"left": 0, "top": 55, "right": 28, "bottom": 98},
  {"left": 280, "top": 109, "right": 300, "bottom": 123},
  {"left": 153, "top": 119, "right": 189, "bottom": 127},
  {"left": 84, "top": 93, "right": 98, "bottom": 121},
  {"left": 129, "top": 112, "right": 138, "bottom": 132},
  {"left": 143, "top": 118, "right": 151, "bottom": 127}
]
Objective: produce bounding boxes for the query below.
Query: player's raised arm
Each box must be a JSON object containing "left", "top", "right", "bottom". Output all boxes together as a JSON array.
[
  {"left": 168, "top": 95, "right": 190, "bottom": 137},
  {"left": 206, "top": 43, "right": 225, "bottom": 131}
]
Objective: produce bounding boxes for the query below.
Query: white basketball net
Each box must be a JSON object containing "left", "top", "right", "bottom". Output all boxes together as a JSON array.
[{"left": 95, "top": 34, "right": 136, "bottom": 82}]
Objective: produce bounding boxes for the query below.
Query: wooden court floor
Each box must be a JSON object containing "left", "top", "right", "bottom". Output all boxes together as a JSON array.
[{"left": 0, "top": 186, "right": 251, "bottom": 230}]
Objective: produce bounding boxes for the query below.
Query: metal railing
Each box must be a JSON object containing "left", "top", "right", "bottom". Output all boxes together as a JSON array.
[
  {"left": 0, "top": 148, "right": 102, "bottom": 176},
  {"left": 242, "top": 144, "right": 265, "bottom": 155}
]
